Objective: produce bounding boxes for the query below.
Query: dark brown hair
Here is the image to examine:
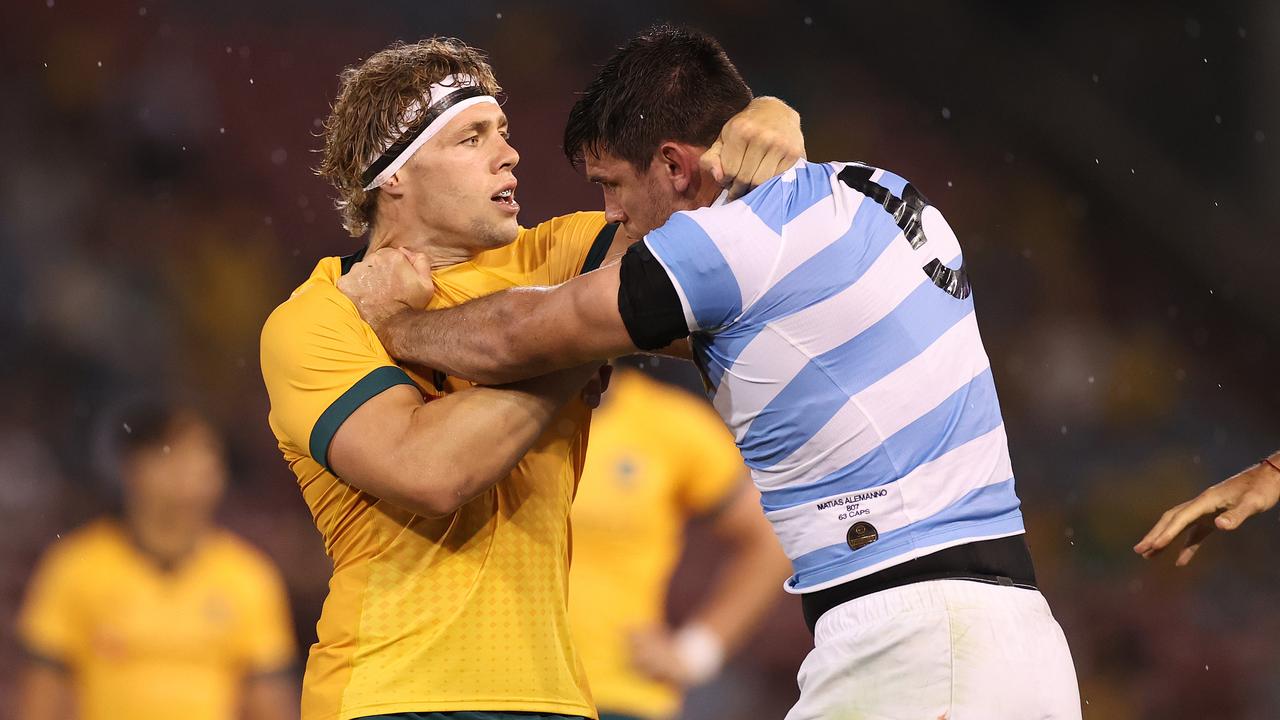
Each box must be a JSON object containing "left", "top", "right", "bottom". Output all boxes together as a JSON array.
[
  {"left": 317, "top": 38, "right": 502, "bottom": 237},
  {"left": 563, "top": 24, "right": 752, "bottom": 171}
]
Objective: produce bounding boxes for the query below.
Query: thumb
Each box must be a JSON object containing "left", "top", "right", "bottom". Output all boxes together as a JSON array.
[
  {"left": 700, "top": 139, "right": 725, "bottom": 185},
  {"left": 399, "top": 248, "right": 434, "bottom": 283},
  {"left": 1215, "top": 510, "right": 1246, "bottom": 530}
]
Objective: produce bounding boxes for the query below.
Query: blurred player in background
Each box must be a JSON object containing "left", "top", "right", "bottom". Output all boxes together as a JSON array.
[
  {"left": 339, "top": 25, "right": 1081, "bottom": 719},
  {"left": 1135, "top": 450, "right": 1280, "bottom": 565},
  {"left": 260, "top": 38, "right": 802, "bottom": 720},
  {"left": 569, "top": 365, "right": 789, "bottom": 720},
  {"left": 17, "top": 398, "right": 297, "bottom": 720}
]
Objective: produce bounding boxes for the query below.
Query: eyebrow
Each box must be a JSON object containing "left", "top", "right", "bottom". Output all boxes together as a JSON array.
[
  {"left": 453, "top": 117, "right": 508, "bottom": 139},
  {"left": 456, "top": 119, "right": 491, "bottom": 137}
]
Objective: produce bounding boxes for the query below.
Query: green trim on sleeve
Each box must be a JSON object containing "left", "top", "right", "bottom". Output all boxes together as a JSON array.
[
  {"left": 579, "top": 222, "right": 620, "bottom": 275},
  {"left": 309, "top": 365, "right": 417, "bottom": 473}
]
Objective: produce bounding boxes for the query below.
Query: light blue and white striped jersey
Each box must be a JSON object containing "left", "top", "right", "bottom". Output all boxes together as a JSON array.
[{"left": 643, "top": 160, "right": 1024, "bottom": 593}]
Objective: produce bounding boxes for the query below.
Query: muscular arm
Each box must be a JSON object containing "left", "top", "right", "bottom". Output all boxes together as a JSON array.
[
  {"left": 242, "top": 672, "right": 298, "bottom": 720},
  {"left": 379, "top": 263, "right": 640, "bottom": 386},
  {"left": 328, "top": 364, "right": 595, "bottom": 517},
  {"left": 629, "top": 481, "right": 790, "bottom": 687},
  {"left": 18, "top": 661, "right": 73, "bottom": 720},
  {"left": 686, "top": 482, "right": 791, "bottom": 651}
]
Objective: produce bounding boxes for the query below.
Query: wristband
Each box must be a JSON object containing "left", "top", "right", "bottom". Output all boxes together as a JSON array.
[
  {"left": 1262, "top": 456, "right": 1280, "bottom": 476},
  {"left": 673, "top": 623, "right": 725, "bottom": 685}
]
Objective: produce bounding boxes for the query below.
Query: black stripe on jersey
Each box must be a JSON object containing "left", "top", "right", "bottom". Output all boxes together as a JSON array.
[{"left": 580, "top": 222, "right": 619, "bottom": 275}]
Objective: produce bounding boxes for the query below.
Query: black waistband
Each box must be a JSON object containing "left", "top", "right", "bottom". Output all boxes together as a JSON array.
[{"left": 800, "top": 535, "right": 1038, "bottom": 633}]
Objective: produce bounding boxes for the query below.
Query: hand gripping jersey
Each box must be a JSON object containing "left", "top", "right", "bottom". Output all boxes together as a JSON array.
[{"left": 618, "top": 161, "right": 1024, "bottom": 594}]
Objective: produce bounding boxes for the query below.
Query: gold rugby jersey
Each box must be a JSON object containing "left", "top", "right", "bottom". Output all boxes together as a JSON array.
[
  {"left": 18, "top": 519, "right": 294, "bottom": 720},
  {"left": 568, "top": 370, "right": 744, "bottom": 718},
  {"left": 261, "top": 212, "right": 613, "bottom": 720}
]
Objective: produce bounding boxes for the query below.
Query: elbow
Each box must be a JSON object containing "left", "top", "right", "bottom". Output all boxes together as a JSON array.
[
  {"left": 411, "top": 487, "right": 465, "bottom": 519},
  {"left": 404, "top": 466, "right": 501, "bottom": 518}
]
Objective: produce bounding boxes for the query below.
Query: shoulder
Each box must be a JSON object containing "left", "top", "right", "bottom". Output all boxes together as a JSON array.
[
  {"left": 263, "top": 274, "right": 357, "bottom": 338},
  {"left": 204, "top": 531, "right": 284, "bottom": 588},
  {"left": 520, "top": 211, "right": 607, "bottom": 243},
  {"left": 620, "top": 373, "right": 720, "bottom": 432},
  {"left": 33, "top": 520, "right": 122, "bottom": 574},
  {"left": 261, "top": 273, "right": 372, "bottom": 367},
  {"left": 512, "top": 211, "right": 611, "bottom": 282},
  {"left": 517, "top": 211, "right": 610, "bottom": 262}
]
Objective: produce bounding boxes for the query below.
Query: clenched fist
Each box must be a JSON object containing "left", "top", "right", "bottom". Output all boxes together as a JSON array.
[{"left": 337, "top": 247, "right": 435, "bottom": 332}]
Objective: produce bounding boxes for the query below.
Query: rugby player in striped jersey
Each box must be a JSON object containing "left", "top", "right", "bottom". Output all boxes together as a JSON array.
[{"left": 340, "top": 25, "right": 1082, "bottom": 720}]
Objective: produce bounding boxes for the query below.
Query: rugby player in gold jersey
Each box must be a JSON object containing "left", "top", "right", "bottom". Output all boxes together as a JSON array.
[{"left": 260, "top": 37, "right": 803, "bottom": 720}]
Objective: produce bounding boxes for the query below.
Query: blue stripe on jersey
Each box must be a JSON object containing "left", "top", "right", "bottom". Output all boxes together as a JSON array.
[
  {"left": 644, "top": 214, "right": 742, "bottom": 331},
  {"left": 759, "top": 368, "right": 1002, "bottom": 512},
  {"left": 741, "top": 162, "right": 837, "bottom": 234},
  {"left": 785, "top": 478, "right": 1024, "bottom": 590},
  {"left": 695, "top": 189, "right": 895, "bottom": 392},
  {"left": 738, "top": 284, "right": 976, "bottom": 469}
]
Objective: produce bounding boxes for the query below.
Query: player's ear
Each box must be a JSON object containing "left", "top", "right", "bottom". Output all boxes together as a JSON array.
[
  {"left": 657, "top": 142, "right": 700, "bottom": 195},
  {"left": 379, "top": 170, "right": 407, "bottom": 198}
]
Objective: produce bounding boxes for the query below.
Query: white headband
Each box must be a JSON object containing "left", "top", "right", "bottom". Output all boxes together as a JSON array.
[{"left": 361, "top": 74, "right": 499, "bottom": 190}]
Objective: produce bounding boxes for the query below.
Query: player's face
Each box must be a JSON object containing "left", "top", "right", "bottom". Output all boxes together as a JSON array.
[
  {"left": 585, "top": 151, "right": 680, "bottom": 239},
  {"left": 123, "top": 420, "right": 227, "bottom": 525},
  {"left": 396, "top": 103, "right": 521, "bottom": 252}
]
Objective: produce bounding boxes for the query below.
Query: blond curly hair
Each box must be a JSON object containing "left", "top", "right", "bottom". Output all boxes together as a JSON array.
[{"left": 317, "top": 38, "right": 502, "bottom": 237}]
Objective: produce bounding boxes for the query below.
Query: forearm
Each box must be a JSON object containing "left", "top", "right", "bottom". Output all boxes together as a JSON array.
[
  {"left": 243, "top": 674, "right": 298, "bottom": 720},
  {"left": 685, "top": 535, "right": 790, "bottom": 652},
  {"left": 382, "top": 366, "right": 592, "bottom": 515},
  {"left": 19, "top": 664, "right": 73, "bottom": 720},
  {"left": 381, "top": 278, "right": 626, "bottom": 385},
  {"left": 381, "top": 290, "right": 555, "bottom": 384}
]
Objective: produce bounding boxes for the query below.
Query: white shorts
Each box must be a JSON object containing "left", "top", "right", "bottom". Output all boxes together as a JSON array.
[{"left": 786, "top": 579, "right": 1081, "bottom": 720}]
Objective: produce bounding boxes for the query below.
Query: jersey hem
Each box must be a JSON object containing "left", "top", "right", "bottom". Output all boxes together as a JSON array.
[{"left": 335, "top": 698, "right": 598, "bottom": 720}]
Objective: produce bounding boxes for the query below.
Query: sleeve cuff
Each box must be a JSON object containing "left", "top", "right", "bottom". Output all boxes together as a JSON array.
[{"left": 309, "top": 365, "right": 417, "bottom": 473}]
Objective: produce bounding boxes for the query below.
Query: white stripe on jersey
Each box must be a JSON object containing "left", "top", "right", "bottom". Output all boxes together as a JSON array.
[
  {"left": 750, "top": 312, "right": 990, "bottom": 493},
  {"left": 766, "top": 424, "right": 1014, "bottom": 558}
]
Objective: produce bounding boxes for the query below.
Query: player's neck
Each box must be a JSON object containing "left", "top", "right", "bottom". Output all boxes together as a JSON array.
[
  {"left": 123, "top": 510, "right": 209, "bottom": 570},
  {"left": 689, "top": 168, "right": 723, "bottom": 209},
  {"left": 368, "top": 222, "right": 475, "bottom": 270}
]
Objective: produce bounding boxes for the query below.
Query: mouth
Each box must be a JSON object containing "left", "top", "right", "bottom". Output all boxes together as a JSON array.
[{"left": 491, "top": 184, "right": 520, "bottom": 214}]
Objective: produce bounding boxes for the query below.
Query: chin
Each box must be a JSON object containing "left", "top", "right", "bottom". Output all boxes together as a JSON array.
[{"left": 471, "top": 216, "right": 520, "bottom": 251}]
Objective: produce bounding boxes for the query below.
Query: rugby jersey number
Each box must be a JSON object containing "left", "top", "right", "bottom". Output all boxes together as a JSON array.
[{"left": 837, "top": 165, "right": 971, "bottom": 300}]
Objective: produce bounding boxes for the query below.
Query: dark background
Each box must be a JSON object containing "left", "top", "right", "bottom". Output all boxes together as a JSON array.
[{"left": 1, "top": 1, "right": 1278, "bottom": 717}]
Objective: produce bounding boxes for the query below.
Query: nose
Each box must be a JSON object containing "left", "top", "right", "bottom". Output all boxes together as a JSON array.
[
  {"left": 603, "top": 194, "right": 627, "bottom": 225},
  {"left": 496, "top": 134, "right": 519, "bottom": 173}
]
